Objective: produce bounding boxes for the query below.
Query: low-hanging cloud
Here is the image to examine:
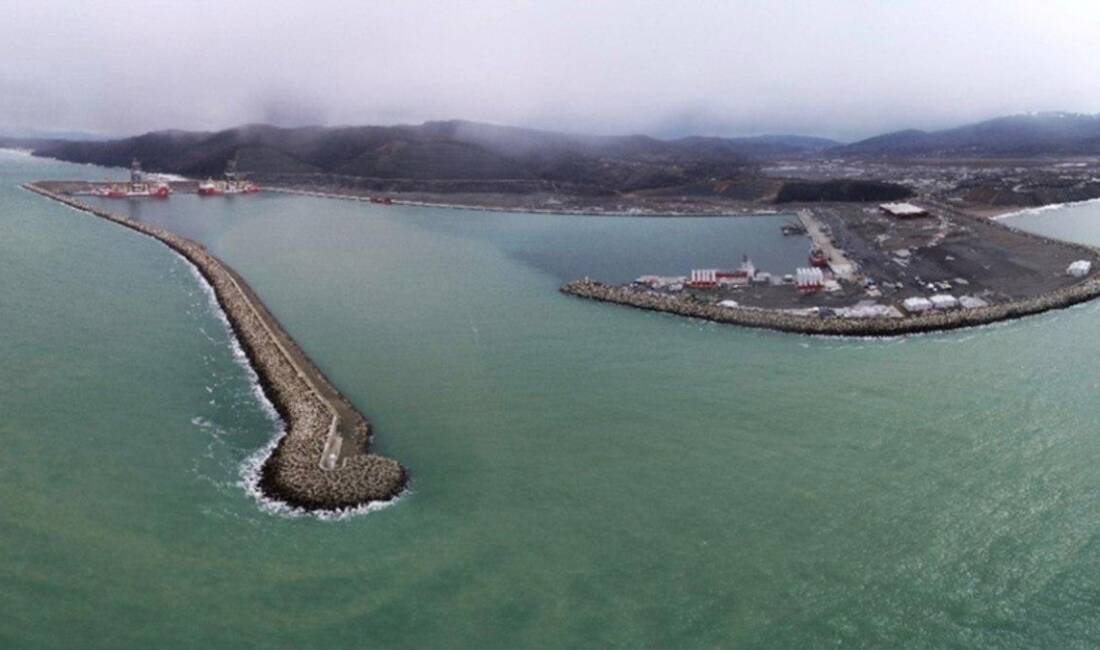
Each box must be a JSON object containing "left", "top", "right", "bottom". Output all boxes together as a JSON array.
[{"left": 3, "top": 0, "right": 1100, "bottom": 141}]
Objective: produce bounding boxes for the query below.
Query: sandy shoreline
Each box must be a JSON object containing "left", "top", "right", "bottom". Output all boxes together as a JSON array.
[{"left": 24, "top": 182, "right": 407, "bottom": 512}]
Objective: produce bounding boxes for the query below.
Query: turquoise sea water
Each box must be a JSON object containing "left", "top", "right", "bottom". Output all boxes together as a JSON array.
[{"left": 5, "top": 150, "right": 1100, "bottom": 648}]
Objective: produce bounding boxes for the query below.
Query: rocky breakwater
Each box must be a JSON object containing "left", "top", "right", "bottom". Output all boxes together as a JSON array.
[
  {"left": 561, "top": 276, "right": 1100, "bottom": 337},
  {"left": 25, "top": 182, "right": 407, "bottom": 511}
]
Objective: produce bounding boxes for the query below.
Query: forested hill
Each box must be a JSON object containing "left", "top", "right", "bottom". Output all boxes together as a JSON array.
[{"left": 31, "top": 121, "right": 836, "bottom": 191}]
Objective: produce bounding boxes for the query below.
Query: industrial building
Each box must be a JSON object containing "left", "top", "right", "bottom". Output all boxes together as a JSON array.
[{"left": 879, "top": 202, "right": 929, "bottom": 218}]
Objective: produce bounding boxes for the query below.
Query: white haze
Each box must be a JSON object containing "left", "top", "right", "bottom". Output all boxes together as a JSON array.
[{"left": 3, "top": 0, "right": 1099, "bottom": 141}]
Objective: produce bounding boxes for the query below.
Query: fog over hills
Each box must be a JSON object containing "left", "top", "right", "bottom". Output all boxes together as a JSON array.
[
  {"left": 835, "top": 113, "right": 1100, "bottom": 157},
  {"left": 30, "top": 121, "right": 837, "bottom": 191},
  {"left": 26, "top": 112, "right": 1100, "bottom": 193}
]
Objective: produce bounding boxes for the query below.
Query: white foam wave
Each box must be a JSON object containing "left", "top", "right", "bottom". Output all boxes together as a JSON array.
[
  {"left": 236, "top": 432, "right": 406, "bottom": 520},
  {"left": 994, "top": 197, "right": 1100, "bottom": 221},
  {"left": 179, "top": 255, "right": 281, "bottom": 424},
  {"left": 174, "top": 250, "right": 400, "bottom": 519}
]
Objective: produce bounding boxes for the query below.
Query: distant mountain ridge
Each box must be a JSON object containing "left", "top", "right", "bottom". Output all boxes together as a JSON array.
[
  {"left": 30, "top": 113, "right": 1100, "bottom": 192},
  {"left": 834, "top": 112, "right": 1100, "bottom": 157},
  {"left": 32, "top": 120, "right": 836, "bottom": 192}
]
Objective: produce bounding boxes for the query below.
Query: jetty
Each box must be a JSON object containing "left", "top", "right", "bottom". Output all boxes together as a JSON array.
[
  {"left": 562, "top": 270, "right": 1100, "bottom": 337},
  {"left": 25, "top": 182, "right": 407, "bottom": 511}
]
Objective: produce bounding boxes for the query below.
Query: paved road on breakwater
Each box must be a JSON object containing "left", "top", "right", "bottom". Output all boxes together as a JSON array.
[{"left": 218, "top": 263, "right": 349, "bottom": 468}]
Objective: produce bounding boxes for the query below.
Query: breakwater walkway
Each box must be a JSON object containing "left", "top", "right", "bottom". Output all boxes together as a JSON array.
[
  {"left": 25, "top": 182, "right": 407, "bottom": 511},
  {"left": 561, "top": 275, "right": 1100, "bottom": 337}
]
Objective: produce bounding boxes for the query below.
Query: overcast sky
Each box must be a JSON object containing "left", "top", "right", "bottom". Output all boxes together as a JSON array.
[{"left": 3, "top": 0, "right": 1099, "bottom": 141}]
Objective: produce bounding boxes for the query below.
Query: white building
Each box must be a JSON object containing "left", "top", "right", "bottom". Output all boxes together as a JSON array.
[
  {"left": 929, "top": 294, "right": 960, "bottom": 310},
  {"left": 880, "top": 202, "right": 929, "bottom": 219},
  {"left": 902, "top": 296, "right": 934, "bottom": 313},
  {"left": 688, "top": 269, "right": 718, "bottom": 287},
  {"left": 959, "top": 296, "right": 989, "bottom": 309}
]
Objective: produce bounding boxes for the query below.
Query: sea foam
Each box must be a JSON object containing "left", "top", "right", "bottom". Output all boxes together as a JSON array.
[
  {"left": 993, "top": 197, "right": 1100, "bottom": 221},
  {"left": 176, "top": 251, "right": 393, "bottom": 519}
]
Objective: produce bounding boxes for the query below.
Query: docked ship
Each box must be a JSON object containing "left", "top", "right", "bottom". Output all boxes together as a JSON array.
[
  {"left": 94, "top": 159, "right": 171, "bottom": 198},
  {"left": 809, "top": 246, "right": 829, "bottom": 268},
  {"left": 198, "top": 158, "right": 259, "bottom": 196}
]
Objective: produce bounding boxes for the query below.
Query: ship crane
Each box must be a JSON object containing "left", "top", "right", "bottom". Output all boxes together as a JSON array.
[
  {"left": 92, "top": 158, "right": 170, "bottom": 198},
  {"left": 224, "top": 157, "right": 239, "bottom": 183},
  {"left": 198, "top": 156, "right": 260, "bottom": 196}
]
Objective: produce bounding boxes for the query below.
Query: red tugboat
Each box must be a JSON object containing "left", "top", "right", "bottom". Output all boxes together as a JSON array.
[
  {"left": 198, "top": 158, "right": 259, "bottom": 196},
  {"left": 94, "top": 159, "right": 171, "bottom": 198},
  {"left": 808, "top": 246, "right": 829, "bottom": 268}
]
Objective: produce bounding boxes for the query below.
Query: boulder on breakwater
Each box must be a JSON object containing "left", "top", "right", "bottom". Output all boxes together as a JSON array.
[{"left": 25, "top": 183, "right": 407, "bottom": 511}]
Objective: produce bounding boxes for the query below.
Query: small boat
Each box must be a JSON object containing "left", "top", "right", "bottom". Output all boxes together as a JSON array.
[{"left": 781, "top": 221, "right": 806, "bottom": 236}]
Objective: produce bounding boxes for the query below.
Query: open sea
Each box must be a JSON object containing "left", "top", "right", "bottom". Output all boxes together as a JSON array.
[{"left": 4, "top": 149, "right": 1100, "bottom": 648}]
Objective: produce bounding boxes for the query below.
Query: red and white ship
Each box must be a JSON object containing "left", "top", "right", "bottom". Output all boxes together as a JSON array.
[
  {"left": 808, "top": 246, "right": 829, "bottom": 268},
  {"left": 94, "top": 159, "right": 171, "bottom": 198},
  {"left": 198, "top": 158, "right": 260, "bottom": 196}
]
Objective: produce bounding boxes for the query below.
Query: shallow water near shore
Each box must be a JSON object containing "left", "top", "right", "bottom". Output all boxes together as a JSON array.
[{"left": 6, "top": 150, "right": 1100, "bottom": 647}]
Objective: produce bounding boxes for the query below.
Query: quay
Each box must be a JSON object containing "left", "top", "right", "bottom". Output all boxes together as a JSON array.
[
  {"left": 561, "top": 275, "right": 1100, "bottom": 337},
  {"left": 567, "top": 199, "right": 1100, "bottom": 336},
  {"left": 797, "top": 208, "right": 856, "bottom": 281},
  {"left": 25, "top": 182, "right": 407, "bottom": 511}
]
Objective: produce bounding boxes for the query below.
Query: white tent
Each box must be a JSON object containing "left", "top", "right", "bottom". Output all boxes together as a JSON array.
[
  {"left": 902, "top": 297, "right": 934, "bottom": 313},
  {"left": 795, "top": 267, "right": 824, "bottom": 289},
  {"left": 1067, "top": 260, "right": 1092, "bottom": 278},
  {"left": 929, "top": 294, "right": 959, "bottom": 310}
]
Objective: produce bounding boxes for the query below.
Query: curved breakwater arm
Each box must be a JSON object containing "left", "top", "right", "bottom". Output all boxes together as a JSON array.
[{"left": 24, "top": 182, "right": 407, "bottom": 512}]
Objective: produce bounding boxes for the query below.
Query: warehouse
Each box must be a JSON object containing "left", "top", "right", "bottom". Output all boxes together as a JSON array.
[{"left": 879, "top": 202, "right": 929, "bottom": 218}]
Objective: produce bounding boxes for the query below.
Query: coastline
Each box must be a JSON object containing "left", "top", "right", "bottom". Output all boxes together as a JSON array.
[
  {"left": 989, "top": 196, "right": 1100, "bottom": 221},
  {"left": 24, "top": 182, "right": 407, "bottom": 512},
  {"left": 262, "top": 186, "right": 766, "bottom": 217}
]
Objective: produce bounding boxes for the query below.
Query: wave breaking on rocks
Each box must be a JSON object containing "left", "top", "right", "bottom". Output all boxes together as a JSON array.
[{"left": 25, "top": 182, "right": 407, "bottom": 514}]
